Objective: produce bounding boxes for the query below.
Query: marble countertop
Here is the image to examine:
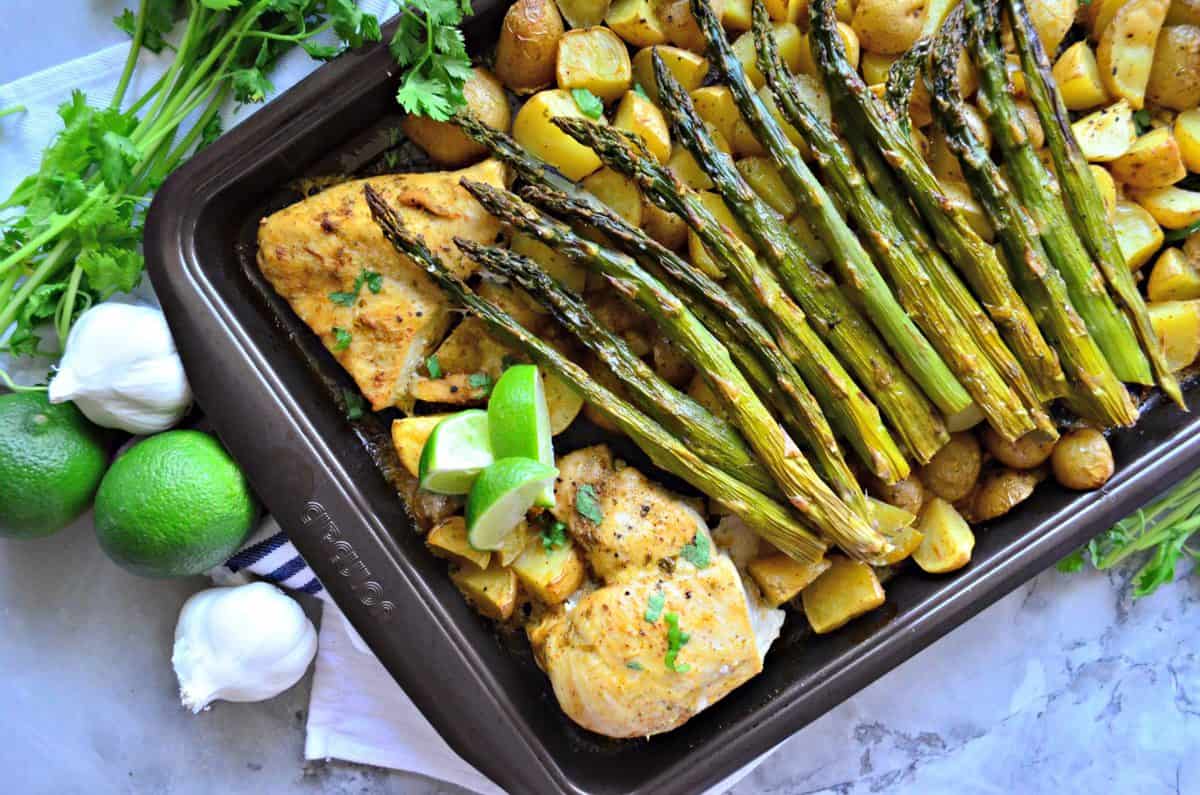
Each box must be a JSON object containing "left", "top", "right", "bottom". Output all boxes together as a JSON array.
[{"left": 2, "top": 6, "right": 1198, "bottom": 794}]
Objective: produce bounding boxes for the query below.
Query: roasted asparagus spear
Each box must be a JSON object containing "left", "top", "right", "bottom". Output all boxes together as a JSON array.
[
  {"left": 363, "top": 185, "right": 828, "bottom": 563},
  {"left": 808, "top": 0, "right": 1068, "bottom": 404},
  {"left": 1005, "top": 0, "right": 1183, "bottom": 408},
  {"left": 928, "top": 10, "right": 1137, "bottom": 428}
]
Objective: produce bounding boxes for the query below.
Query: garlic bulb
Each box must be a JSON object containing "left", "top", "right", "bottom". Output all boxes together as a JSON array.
[
  {"left": 48, "top": 302, "right": 192, "bottom": 434},
  {"left": 172, "top": 582, "right": 318, "bottom": 713}
]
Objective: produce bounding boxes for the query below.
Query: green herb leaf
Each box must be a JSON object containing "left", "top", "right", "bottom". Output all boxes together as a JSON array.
[
  {"left": 77, "top": 247, "right": 143, "bottom": 300},
  {"left": 575, "top": 483, "right": 604, "bottom": 524},
  {"left": 332, "top": 326, "right": 352, "bottom": 351},
  {"left": 426, "top": 354, "right": 443, "bottom": 379},
  {"left": 540, "top": 519, "right": 567, "bottom": 551},
  {"left": 344, "top": 389, "right": 366, "bottom": 420},
  {"left": 361, "top": 269, "right": 383, "bottom": 293},
  {"left": 644, "top": 591, "right": 665, "bottom": 623},
  {"left": 99, "top": 132, "right": 140, "bottom": 191},
  {"left": 232, "top": 68, "right": 275, "bottom": 104},
  {"left": 633, "top": 83, "right": 650, "bottom": 100},
  {"left": 571, "top": 88, "right": 605, "bottom": 120},
  {"left": 625, "top": 660, "right": 644, "bottom": 671},
  {"left": 329, "top": 291, "right": 358, "bottom": 306},
  {"left": 201, "top": 0, "right": 242, "bottom": 10},
  {"left": 1163, "top": 220, "right": 1200, "bottom": 243},
  {"left": 302, "top": 40, "right": 344, "bottom": 61},
  {"left": 468, "top": 372, "right": 493, "bottom": 394},
  {"left": 389, "top": 0, "right": 474, "bottom": 121},
  {"left": 113, "top": 9, "right": 137, "bottom": 36},
  {"left": 1055, "top": 550, "right": 1085, "bottom": 573},
  {"left": 679, "top": 531, "right": 711, "bottom": 568},
  {"left": 1133, "top": 108, "right": 1153, "bottom": 135},
  {"left": 664, "top": 612, "right": 691, "bottom": 673}
]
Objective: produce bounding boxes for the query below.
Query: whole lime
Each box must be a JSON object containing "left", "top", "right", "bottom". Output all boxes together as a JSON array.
[
  {"left": 94, "top": 430, "right": 258, "bottom": 577},
  {"left": 0, "top": 392, "right": 110, "bottom": 538}
]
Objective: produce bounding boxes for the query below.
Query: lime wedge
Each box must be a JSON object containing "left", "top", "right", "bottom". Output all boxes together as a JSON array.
[
  {"left": 418, "top": 409, "right": 493, "bottom": 495},
  {"left": 488, "top": 365, "right": 556, "bottom": 507},
  {"left": 466, "top": 457, "right": 559, "bottom": 551}
]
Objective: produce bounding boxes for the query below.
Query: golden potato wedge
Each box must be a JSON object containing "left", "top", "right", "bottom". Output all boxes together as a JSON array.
[
  {"left": 788, "top": 213, "right": 832, "bottom": 265},
  {"left": 1146, "top": 24, "right": 1200, "bottom": 110},
  {"left": 969, "top": 469, "right": 1041, "bottom": 522},
  {"left": 556, "top": 26, "right": 632, "bottom": 102},
  {"left": 1168, "top": 0, "right": 1200, "bottom": 25},
  {"left": 1113, "top": 198, "right": 1166, "bottom": 268},
  {"left": 737, "top": 157, "right": 798, "bottom": 217},
  {"left": 512, "top": 536, "right": 587, "bottom": 604},
  {"left": 613, "top": 90, "right": 671, "bottom": 164},
  {"left": 511, "top": 232, "right": 588, "bottom": 294},
  {"left": 1051, "top": 428, "right": 1116, "bottom": 490},
  {"left": 1148, "top": 299, "right": 1200, "bottom": 370},
  {"left": 606, "top": 0, "right": 667, "bottom": 46},
  {"left": 428, "top": 516, "right": 491, "bottom": 570},
  {"left": 758, "top": 76, "right": 829, "bottom": 159},
  {"left": 928, "top": 109, "right": 990, "bottom": 183},
  {"left": 1110, "top": 128, "right": 1187, "bottom": 189},
  {"left": 1148, "top": 247, "right": 1200, "bottom": 301},
  {"left": 801, "top": 556, "right": 886, "bottom": 634},
  {"left": 513, "top": 89, "right": 606, "bottom": 180},
  {"left": 1072, "top": 100, "right": 1138, "bottom": 162},
  {"left": 732, "top": 22, "right": 804, "bottom": 88},
  {"left": 452, "top": 563, "right": 519, "bottom": 620},
  {"left": 1089, "top": 164, "right": 1118, "bottom": 220},
  {"left": 871, "top": 472, "right": 927, "bottom": 517},
  {"left": 688, "top": 191, "right": 755, "bottom": 278},
  {"left": 1021, "top": 0, "right": 1077, "bottom": 56},
  {"left": 851, "top": 0, "right": 926, "bottom": 55},
  {"left": 1176, "top": 108, "right": 1200, "bottom": 172},
  {"left": 495, "top": 519, "right": 533, "bottom": 567},
  {"left": 691, "top": 86, "right": 742, "bottom": 147},
  {"left": 402, "top": 68, "right": 510, "bottom": 167},
  {"left": 1088, "top": 0, "right": 1126, "bottom": 39},
  {"left": 797, "top": 23, "right": 859, "bottom": 76},
  {"left": 724, "top": 0, "right": 754, "bottom": 31},
  {"left": 982, "top": 427, "right": 1056, "bottom": 469},
  {"left": 583, "top": 166, "right": 644, "bottom": 227},
  {"left": 666, "top": 122, "right": 731, "bottom": 190},
  {"left": 496, "top": 0, "right": 565, "bottom": 94},
  {"left": 392, "top": 414, "right": 452, "bottom": 478},
  {"left": 657, "top": 0, "right": 726, "bottom": 52},
  {"left": 642, "top": 200, "right": 689, "bottom": 250},
  {"left": 1129, "top": 185, "right": 1200, "bottom": 229},
  {"left": 430, "top": 315, "right": 515, "bottom": 375},
  {"left": 631, "top": 45, "right": 709, "bottom": 104},
  {"left": 748, "top": 553, "right": 832, "bottom": 607},
  {"left": 1015, "top": 99, "right": 1045, "bottom": 150},
  {"left": 1097, "top": 0, "right": 1171, "bottom": 109},
  {"left": 940, "top": 180, "right": 995, "bottom": 242},
  {"left": 912, "top": 497, "right": 975, "bottom": 573},
  {"left": 555, "top": 0, "right": 611, "bottom": 28}
]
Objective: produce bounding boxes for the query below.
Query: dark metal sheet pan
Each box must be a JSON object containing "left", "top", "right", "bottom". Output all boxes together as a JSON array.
[{"left": 144, "top": 5, "right": 1200, "bottom": 791}]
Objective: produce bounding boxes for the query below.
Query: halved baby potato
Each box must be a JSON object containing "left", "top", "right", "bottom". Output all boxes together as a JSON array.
[
  {"left": 912, "top": 497, "right": 975, "bottom": 574},
  {"left": 392, "top": 414, "right": 453, "bottom": 478},
  {"left": 451, "top": 562, "right": 519, "bottom": 620},
  {"left": 1177, "top": 108, "right": 1200, "bottom": 172},
  {"left": 801, "top": 556, "right": 886, "bottom": 634},
  {"left": 747, "top": 554, "right": 832, "bottom": 608},
  {"left": 402, "top": 68, "right": 510, "bottom": 167},
  {"left": 613, "top": 89, "right": 672, "bottom": 163},
  {"left": 1148, "top": 247, "right": 1200, "bottom": 302},
  {"left": 631, "top": 45, "right": 710, "bottom": 104},
  {"left": 1089, "top": 164, "right": 1118, "bottom": 220},
  {"left": 512, "top": 88, "right": 607, "bottom": 180},
  {"left": 1113, "top": 198, "right": 1166, "bottom": 269},
  {"left": 555, "top": 0, "right": 611, "bottom": 28},
  {"left": 1128, "top": 185, "right": 1200, "bottom": 229},
  {"left": 1071, "top": 100, "right": 1138, "bottom": 162},
  {"left": 657, "top": 0, "right": 726, "bottom": 52},
  {"left": 1145, "top": 24, "right": 1200, "bottom": 110},
  {"left": 1053, "top": 41, "right": 1109, "bottom": 111},
  {"left": 1097, "top": 0, "right": 1171, "bottom": 109},
  {"left": 606, "top": 0, "right": 667, "bottom": 47},
  {"left": 428, "top": 516, "right": 491, "bottom": 570},
  {"left": 737, "top": 156, "right": 797, "bottom": 217},
  {"left": 1110, "top": 128, "right": 1187, "bottom": 189},
  {"left": 510, "top": 232, "right": 589, "bottom": 294},
  {"left": 1148, "top": 300, "right": 1200, "bottom": 371},
  {"left": 688, "top": 190, "right": 754, "bottom": 278},
  {"left": 582, "top": 167, "right": 644, "bottom": 227},
  {"left": 732, "top": 22, "right": 804, "bottom": 88},
  {"left": 557, "top": 27, "right": 632, "bottom": 102},
  {"left": 512, "top": 537, "right": 587, "bottom": 604},
  {"left": 496, "top": 0, "right": 565, "bottom": 95}
]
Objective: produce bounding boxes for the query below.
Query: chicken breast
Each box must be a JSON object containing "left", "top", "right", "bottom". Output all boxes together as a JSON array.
[{"left": 256, "top": 159, "right": 507, "bottom": 410}]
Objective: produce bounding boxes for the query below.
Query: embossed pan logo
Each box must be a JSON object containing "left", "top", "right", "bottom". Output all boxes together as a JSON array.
[{"left": 301, "top": 500, "right": 396, "bottom": 622}]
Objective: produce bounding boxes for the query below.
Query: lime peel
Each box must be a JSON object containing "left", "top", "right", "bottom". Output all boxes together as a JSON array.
[
  {"left": 418, "top": 409, "right": 493, "bottom": 495},
  {"left": 466, "top": 457, "right": 559, "bottom": 551}
]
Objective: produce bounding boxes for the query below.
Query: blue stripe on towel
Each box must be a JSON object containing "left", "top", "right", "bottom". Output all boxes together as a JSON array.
[
  {"left": 267, "top": 556, "right": 307, "bottom": 583},
  {"left": 297, "top": 577, "right": 324, "bottom": 594},
  {"left": 225, "top": 531, "right": 288, "bottom": 572}
]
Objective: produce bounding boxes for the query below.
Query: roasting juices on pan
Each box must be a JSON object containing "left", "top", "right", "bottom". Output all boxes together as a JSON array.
[{"left": 256, "top": 0, "right": 1200, "bottom": 738}]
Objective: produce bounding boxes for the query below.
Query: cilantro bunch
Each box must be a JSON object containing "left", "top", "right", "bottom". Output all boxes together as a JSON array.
[
  {"left": 389, "top": 0, "right": 475, "bottom": 120},
  {"left": 0, "top": 0, "right": 381, "bottom": 359},
  {"left": 1058, "top": 468, "right": 1200, "bottom": 598}
]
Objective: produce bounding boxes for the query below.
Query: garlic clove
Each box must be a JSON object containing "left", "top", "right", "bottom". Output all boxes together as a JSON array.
[{"left": 172, "top": 582, "right": 317, "bottom": 713}]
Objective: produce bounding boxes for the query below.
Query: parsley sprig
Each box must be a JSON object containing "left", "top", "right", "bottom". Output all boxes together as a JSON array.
[{"left": 390, "top": 0, "right": 476, "bottom": 121}]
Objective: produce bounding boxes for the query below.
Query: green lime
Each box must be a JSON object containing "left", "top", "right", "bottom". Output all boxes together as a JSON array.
[
  {"left": 94, "top": 430, "right": 258, "bottom": 577},
  {"left": 419, "top": 409, "right": 493, "bottom": 494},
  {"left": 465, "top": 457, "right": 558, "bottom": 551},
  {"left": 0, "top": 392, "right": 110, "bottom": 538},
  {"left": 487, "top": 365, "right": 555, "bottom": 507}
]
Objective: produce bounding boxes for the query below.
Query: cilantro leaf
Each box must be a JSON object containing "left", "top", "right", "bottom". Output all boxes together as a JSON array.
[
  {"left": 1055, "top": 550, "right": 1085, "bottom": 573},
  {"left": 332, "top": 326, "right": 352, "bottom": 351},
  {"left": 329, "top": 0, "right": 381, "bottom": 49},
  {"left": 113, "top": 9, "right": 137, "bottom": 36},
  {"left": 679, "top": 532, "right": 711, "bottom": 569},
  {"left": 575, "top": 483, "right": 603, "bottom": 524},
  {"left": 426, "top": 354, "right": 443, "bottom": 379},
  {"left": 302, "top": 41, "right": 344, "bottom": 61},
  {"left": 571, "top": 88, "right": 605, "bottom": 120},
  {"left": 626, "top": 661, "right": 644, "bottom": 671},
  {"left": 329, "top": 290, "right": 358, "bottom": 306},
  {"left": 389, "top": 0, "right": 475, "bottom": 121},
  {"left": 1164, "top": 220, "right": 1200, "bottom": 243},
  {"left": 344, "top": 389, "right": 366, "bottom": 420},
  {"left": 468, "top": 372, "right": 493, "bottom": 394},
  {"left": 232, "top": 68, "right": 274, "bottom": 104},
  {"left": 99, "top": 132, "right": 141, "bottom": 191},
  {"left": 540, "top": 519, "right": 567, "bottom": 551},
  {"left": 77, "top": 246, "right": 143, "bottom": 299},
  {"left": 664, "top": 612, "right": 691, "bottom": 673},
  {"left": 357, "top": 269, "right": 383, "bottom": 294},
  {"left": 644, "top": 591, "right": 665, "bottom": 623},
  {"left": 1133, "top": 108, "right": 1153, "bottom": 135}
]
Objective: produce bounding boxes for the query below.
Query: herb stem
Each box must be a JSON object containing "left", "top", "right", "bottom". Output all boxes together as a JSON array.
[
  {"left": 0, "top": 239, "right": 73, "bottom": 335},
  {"left": 112, "top": 0, "right": 149, "bottom": 110}
]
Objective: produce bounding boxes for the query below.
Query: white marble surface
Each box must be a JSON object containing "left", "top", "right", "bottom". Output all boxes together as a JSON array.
[{"left": 2, "top": 6, "right": 1199, "bottom": 795}]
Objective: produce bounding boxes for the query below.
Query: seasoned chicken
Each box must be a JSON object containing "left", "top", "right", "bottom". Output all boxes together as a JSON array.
[
  {"left": 256, "top": 159, "right": 507, "bottom": 410},
  {"left": 532, "top": 445, "right": 784, "bottom": 738}
]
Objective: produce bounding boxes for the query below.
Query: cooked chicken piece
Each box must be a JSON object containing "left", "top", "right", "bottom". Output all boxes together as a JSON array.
[{"left": 256, "top": 159, "right": 507, "bottom": 410}]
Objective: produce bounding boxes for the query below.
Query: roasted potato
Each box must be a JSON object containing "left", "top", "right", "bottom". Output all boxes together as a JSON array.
[
  {"left": 556, "top": 0, "right": 611, "bottom": 28},
  {"left": 428, "top": 516, "right": 491, "bottom": 569},
  {"left": 606, "top": 0, "right": 667, "bottom": 46},
  {"left": 747, "top": 553, "right": 832, "bottom": 607},
  {"left": 928, "top": 108, "right": 990, "bottom": 183},
  {"left": 691, "top": 85, "right": 746, "bottom": 149},
  {"left": 613, "top": 90, "right": 671, "bottom": 163},
  {"left": 512, "top": 536, "right": 587, "bottom": 604},
  {"left": 1128, "top": 185, "right": 1200, "bottom": 229},
  {"left": 1020, "top": 0, "right": 1078, "bottom": 56},
  {"left": 1148, "top": 247, "right": 1200, "bottom": 301},
  {"left": 1088, "top": 0, "right": 1126, "bottom": 40},
  {"left": 556, "top": 26, "right": 632, "bottom": 102},
  {"left": 1176, "top": 108, "right": 1200, "bottom": 172},
  {"left": 969, "top": 468, "right": 1041, "bottom": 522},
  {"left": 513, "top": 89, "right": 606, "bottom": 180},
  {"left": 667, "top": 122, "right": 731, "bottom": 190},
  {"left": 869, "top": 498, "right": 924, "bottom": 565},
  {"left": 1113, "top": 198, "right": 1165, "bottom": 269},
  {"left": 1090, "top": 164, "right": 1118, "bottom": 220},
  {"left": 912, "top": 497, "right": 975, "bottom": 573},
  {"left": 921, "top": 431, "right": 982, "bottom": 503},
  {"left": 583, "top": 167, "right": 644, "bottom": 227},
  {"left": 1146, "top": 25, "right": 1200, "bottom": 109},
  {"left": 1051, "top": 428, "right": 1116, "bottom": 490},
  {"left": 545, "top": 370, "right": 585, "bottom": 434},
  {"left": 651, "top": 336, "right": 695, "bottom": 386},
  {"left": 787, "top": 213, "right": 832, "bottom": 265},
  {"left": 801, "top": 556, "right": 886, "bottom": 634},
  {"left": 452, "top": 562, "right": 519, "bottom": 620},
  {"left": 631, "top": 45, "right": 709, "bottom": 103},
  {"left": 1071, "top": 100, "right": 1138, "bottom": 162},
  {"left": 732, "top": 22, "right": 804, "bottom": 88},
  {"left": 392, "top": 414, "right": 452, "bottom": 478},
  {"left": 1168, "top": 0, "right": 1200, "bottom": 25},
  {"left": 871, "top": 472, "right": 927, "bottom": 517},
  {"left": 496, "top": 0, "right": 565, "bottom": 94},
  {"left": 1097, "top": 0, "right": 1171, "bottom": 109},
  {"left": 940, "top": 180, "right": 995, "bottom": 243},
  {"left": 1148, "top": 299, "right": 1200, "bottom": 370},
  {"left": 851, "top": 0, "right": 926, "bottom": 55},
  {"left": 642, "top": 200, "right": 690, "bottom": 250},
  {"left": 1110, "top": 127, "right": 1187, "bottom": 189},
  {"left": 510, "top": 232, "right": 589, "bottom": 294},
  {"left": 982, "top": 427, "right": 1056, "bottom": 469},
  {"left": 797, "top": 22, "right": 860, "bottom": 76},
  {"left": 688, "top": 190, "right": 754, "bottom": 278},
  {"left": 402, "top": 68, "right": 510, "bottom": 167},
  {"left": 657, "top": 0, "right": 726, "bottom": 52},
  {"left": 1052, "top": 41, "right": 1109, "bottom": 111},
  {"left": 737, "top": 157, "right": 798, "bottom": 217},
  {"left": 1014, "top": 100, "right": 1045, "bottom": 150},
  {"left": 757, "top": 77, "right": 828, "bottom": 157}
]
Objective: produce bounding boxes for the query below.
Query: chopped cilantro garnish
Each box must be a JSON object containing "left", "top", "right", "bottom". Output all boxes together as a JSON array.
[
  {"left": 1164, "top": 219, "right": 1200, "bottom": 243},
  {"left": 1133, "top": 108, "right": 1153, "bottom": 135},
  {"left": 644, "top": 591, "right": 665, "bottom": 623},
  {"left": 329, "top": 290, "right": 357, "bottom": 306},
  {"left": 468, "top": 372, "right": 493, "bottom": 395},
  {"left": 626, "top": 661, "right": 644, "bottom": 671},
  {"left": 344, "top": 390, "right": 366, "bottom": 421},
  {"left": 332, "top": 326, "right": 352, "bottom": 351},
  {"left": 575, "top": 483, "right": 604, "bottom": 524},
  {"left": 330, "top": 269, "right": 384, "bottom": 306},
  {"left": 571, "top": 88, "right": 605, "bottom": 120},
  {"left": 361, "top": 269, "right": 383, "bottom": 294},
  {"left": 679, "top": 532, "right": 711, "bottom": 568},
  {"left": 664, "top": 612, "right": 691, "bottom": 673},
  {"left": 426, "top": 354, "right": 443, "bottom": 379},
  {"left": 633, "top": 83, "right": 650, "bottom": 100},
  {"left": 540, "top": 519, "right": 567, "bottom": 551}
]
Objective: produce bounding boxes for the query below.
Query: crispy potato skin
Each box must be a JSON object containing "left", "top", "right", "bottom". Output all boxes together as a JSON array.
[
  {"left": 1146, "top": 25, "right": 1200, "bottom": 110},
  {"left": 920, "top": 432, "right": 983, "bottom": 503},
  {"left": 851, "top": 0, "right": 926, "bottom": 55},
  {"left": 495, "top": 0, "right": 564, "bottom": 94},
  {"left": 1052, "top": 429, "right": 1115, "bottom": 490}
]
